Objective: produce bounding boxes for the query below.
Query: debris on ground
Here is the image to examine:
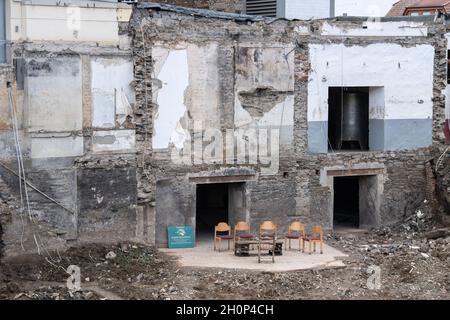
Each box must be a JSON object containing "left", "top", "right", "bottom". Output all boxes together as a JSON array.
[{"left": 0, "top": 198, "right": 448, "bottom": 300}]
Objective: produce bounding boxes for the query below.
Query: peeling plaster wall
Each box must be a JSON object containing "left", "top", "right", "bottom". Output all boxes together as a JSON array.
[
  {"left": 25, "top": 57, "right": 85, "bottom": 159},
  {"left": 152, "top": 48, "right": 189, "bottom": 149},
  {"left": 234, "top": 46, "right": 295, "bottom": 145},
  {"left": 91, "top": 57, "right": 135, "bottom": 129},
  {"left": 152, "top": 43, "right": 221, "bottom": 150},
  {"left": 26, "top": 58, "right": 83, "bottom": 133}
]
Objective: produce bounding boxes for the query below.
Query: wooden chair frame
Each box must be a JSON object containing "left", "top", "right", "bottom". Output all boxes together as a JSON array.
[
  {"left": 259, "top": 221, "right": 277, "bottom": 239},
  {"left": 214, "top": 222, "right": 233, "bottom": 252},
  {"left": 302, "top": 225, "right": 324, "bottom": 254},
  {"left": 284, "top": 221, "right": 305, "bottom": 251}
]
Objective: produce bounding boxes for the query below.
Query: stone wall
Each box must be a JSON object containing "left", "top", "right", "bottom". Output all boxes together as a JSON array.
[
  {"left": 131, "top": 7, "right": 447, "bottom": 245},
  {"left": 139, "top": 0, "right": 244, "bottom": 13}
]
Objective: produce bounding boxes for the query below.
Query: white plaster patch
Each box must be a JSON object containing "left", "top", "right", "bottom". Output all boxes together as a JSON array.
[
  {"left": 320, "top": 21, "right": 428, "bottom": 37},
  {"left": 308, "top": 43, "right": 435, "bottom": 122},
  {"left": 152, "top": 49, "right": 189, "bottom": 149},
  {"left": 30, "top": 135, "right": 84, "bottom": 159},
  {"left": 27, "top": 58, "right": 83, "bottom": 132},
  {"left": 294, "top": 25, "right": 310, "bottom": 35},
  {"left": 152, "top": 43, "right": 221, "bottom": 150},
  {"left": 92, "top": 130, "right": 135, "bottom": 153},
  {"left": 91, "top": 57, "right": 135, "bottom": 129}
]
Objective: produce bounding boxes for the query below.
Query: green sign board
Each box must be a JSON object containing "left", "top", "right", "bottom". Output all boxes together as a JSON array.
[{"left": 168, "top": 226, "right": 194, "bottom": 249}]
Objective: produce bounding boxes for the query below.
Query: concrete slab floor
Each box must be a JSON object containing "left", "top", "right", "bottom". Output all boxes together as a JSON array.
[{"left": 160, "top": 240, "right": 348, "bottom": 272}]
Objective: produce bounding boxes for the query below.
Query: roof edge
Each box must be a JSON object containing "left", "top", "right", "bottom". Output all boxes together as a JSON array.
[
  {"left": 136, "top": 2, "right": 267, "bottom": 22},
  {"left": 136, "top": 1, "right": 444, "bottom": 24}
]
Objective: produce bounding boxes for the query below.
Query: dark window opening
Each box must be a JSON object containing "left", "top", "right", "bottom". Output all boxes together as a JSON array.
[
  {"left": 328, "top": 87, "right": 369, "bottom": 151},
  {"left": 196, "top": 184, "right": 229, "bottom": 239},
  {"left": 334, "top": 176, "right": 360, "bottom": 229}
]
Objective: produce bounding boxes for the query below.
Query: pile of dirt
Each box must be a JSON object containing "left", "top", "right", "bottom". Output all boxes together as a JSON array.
[{"left": 0, "top": 243, "right": 179, "bottom": 300}]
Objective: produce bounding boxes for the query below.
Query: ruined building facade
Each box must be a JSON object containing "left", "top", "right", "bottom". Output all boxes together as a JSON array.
[
  {"left": 131, "top": 4, "right": 447, "bottom": 246},
  {"left": 0, "top": 1, "right": 448, "bottom": 254}
]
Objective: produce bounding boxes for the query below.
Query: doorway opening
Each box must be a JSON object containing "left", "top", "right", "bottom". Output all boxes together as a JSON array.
[
  {"left": 195, "top": 182, "right": 247, "bottom": 241},
  {"left": 196, "top": 183, "right": 229, "bottom": 241},
  {"left": 333, "top": 176, "right": 360, "bottom": 229}
]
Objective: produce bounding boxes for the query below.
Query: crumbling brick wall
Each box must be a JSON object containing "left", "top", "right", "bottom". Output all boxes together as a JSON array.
[{"left": 139, "top": 0, "right": 244, "bottom": 13}]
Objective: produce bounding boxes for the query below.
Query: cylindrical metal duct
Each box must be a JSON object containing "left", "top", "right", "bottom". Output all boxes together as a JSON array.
[{"left": 340, "top": 91, "right": 368, "bottom": 150}]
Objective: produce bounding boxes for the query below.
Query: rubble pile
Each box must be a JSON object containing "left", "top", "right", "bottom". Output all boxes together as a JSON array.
[
  {"left": 5, "top": 286, "right": 99, "bottom": 300},
  {"left": 435, "top": 152, "right": 450, "bottom": 220}
]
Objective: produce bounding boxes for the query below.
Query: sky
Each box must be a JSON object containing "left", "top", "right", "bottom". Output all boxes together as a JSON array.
[{"left": 335, "top": 0, "right": 399, "bottom": 16}]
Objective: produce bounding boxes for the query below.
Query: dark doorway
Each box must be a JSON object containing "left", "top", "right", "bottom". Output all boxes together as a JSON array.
[
  {"left": 328, "top": 87, "right": 369, "bottom": 151},
  {"left": 334, "top": 176, "right": 360, "bottom": 228},
  {"left": 196, "top": 184, "right": 229, "bottom": 239}
]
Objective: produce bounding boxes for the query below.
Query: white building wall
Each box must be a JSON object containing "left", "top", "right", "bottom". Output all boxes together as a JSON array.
[
  {"left": 284, "top": 0, "right": 332, "bottom": 20},
  {"left": 7, "top": 0, "right": 131, "bottom": 44},
  {"left": 307, "top": 42, "right": 435, "bottom": 152},
  {"left": 308, "top": 43, "right": 435, "bottom": 122},
  {"left": 335, "top": 0, "right": 397, "bottom": 17}
]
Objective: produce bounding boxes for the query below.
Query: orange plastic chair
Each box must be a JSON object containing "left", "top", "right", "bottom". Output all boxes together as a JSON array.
[
  {"left": 214, "top": 222, "right": 233, "bottom": 252},
  {"left": 302, "top": 225, "right": 324, "bottom": 254},
  {"left": 284, "top": 222, "right": 305, "bottom": 251}
]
